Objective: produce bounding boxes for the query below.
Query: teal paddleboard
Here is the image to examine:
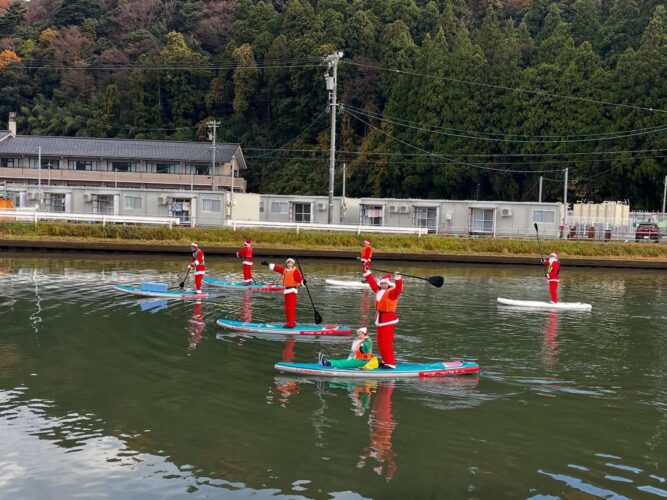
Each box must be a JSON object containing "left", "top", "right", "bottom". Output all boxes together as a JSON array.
[
  {"left": 274, "top": 361, "right": 480, "bottom": 378},
  {"left": 113, "top": 285, "right": 220, "bottom": 299},
  {"left": 216, "top": 319, "right": 353, "bottom": 336},
  {"left": 203, "top": 277, "right": 284, "bottom": 292}
]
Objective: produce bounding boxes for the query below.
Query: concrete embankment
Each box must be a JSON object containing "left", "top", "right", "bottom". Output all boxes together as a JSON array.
[{"left": 2, "top": 239, "right": 666, "bottom": 269}]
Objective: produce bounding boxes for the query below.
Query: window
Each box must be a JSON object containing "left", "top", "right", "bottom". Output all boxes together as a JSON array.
[
  {"left": 202, "top": 199, "right": 221, "bottom": 212},
  {"left": 29, "top": 159, "right": 60, "bottom": 169},
  {"left": 125, "top": 195, "right": 142, "bottom": 209},
  {"left": 270, "top": 201, "right": 289, "bottom": 214},
  {"left": 95, "top": 194, "right": 114, "bottom": 215},
  {"left": 415, "top": 207, "right": 437, "bottom": 233},
  {"left": 0, "top": 157, "right": 17, "bottom": 167},
  {"left": 185, "top": 165, "right": 210, "bottom": 175},
  {"left": 471, "top": 208, "right": 494, "bottom": 234},
  {"left": 293, "top": 202, "right": 311, "bottom": 223},
  {"left": 533, "top": 210, "right": 555, "bottom": 223},
  {"left": 69, "top": 160, "right": 99, "bottom": 171},
  {"left": 259, "top": 201, "right": 264, "bottom": 213},
  {"left": 361, "top": 205, "right": 383, "bottom": 226},
  {"left": 46, "top": 193, "right": 66, "bottom": 212},
  {"left": 147, "top": 163, "right": 178, "bottom": 174},
  {"left": 112, "top": 162, "right": 139, "bottom": 173}
]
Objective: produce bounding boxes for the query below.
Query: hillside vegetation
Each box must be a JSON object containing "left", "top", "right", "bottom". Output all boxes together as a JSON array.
[{"left": 0, "top": 0, "right": 665, "bottom": 207}]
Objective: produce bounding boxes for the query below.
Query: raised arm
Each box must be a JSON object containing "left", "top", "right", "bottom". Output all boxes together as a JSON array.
[{"left": 363, "top": 270, "right": 380, "bottom": 292}]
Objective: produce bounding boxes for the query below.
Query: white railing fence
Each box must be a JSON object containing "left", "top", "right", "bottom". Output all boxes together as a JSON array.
[
  {"left": 0, "top": 210, "right": 180, "bottom": 228},
  {"left": 228, "top": 220, "right": 429, "bottom": 236}
]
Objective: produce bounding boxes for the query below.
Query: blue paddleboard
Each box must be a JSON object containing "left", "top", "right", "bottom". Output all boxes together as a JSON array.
[
  {"left": 203, "top": 277, "right": 284, "bottom": 292},
  {"left": 216, "top": 319, "right": 353, "bottom": 336},
  {"left": 274, "top": 360, "right": 480, "bottom": 378},
  {"left": 113, "top": 284, "right": 220, "bottom": 299}
]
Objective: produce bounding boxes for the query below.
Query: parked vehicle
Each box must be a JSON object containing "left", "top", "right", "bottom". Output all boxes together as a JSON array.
[{"left": 635, "top": 223, "right": 661, "bottom": 241}]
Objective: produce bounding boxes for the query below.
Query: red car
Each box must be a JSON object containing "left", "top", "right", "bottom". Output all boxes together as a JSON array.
[{"left": 635, "top": 223, "right": 661, "bottom": 241}]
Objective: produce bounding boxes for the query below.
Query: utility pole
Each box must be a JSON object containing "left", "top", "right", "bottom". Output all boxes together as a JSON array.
[
  {"left": 342, "top": 162, "right": 346, "bottom": 199},
  {"left": 539, "top": 176, "right": 543, "bottom": 203},
  {"left": 230, "top": 154, "right": 236, "bottom": 221},
  {"left": 563, "top": 168, "right": 569, "bottom": 238},
  {"left": 324, "top": 51, "right": 343, "bottom": 225},
  {"left": 208, "top": 120, "right": 220, "bottom": 191},
  {"left": 37, "top": 146, "right": 41, "bottom": 209},
  {"left": 662, "top": 174, "right": 666, "bottom": 219}
]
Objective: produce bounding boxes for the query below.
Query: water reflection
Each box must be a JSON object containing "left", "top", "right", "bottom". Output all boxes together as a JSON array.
[
  {"left": 543, "top": 311, "right": 559, "bottom": 370},
  {"left": 187, "top": 299, "right": 205, "bottom": 351},
  {"left": 357, "top": 381, "right": 397, "bottom": 481}
]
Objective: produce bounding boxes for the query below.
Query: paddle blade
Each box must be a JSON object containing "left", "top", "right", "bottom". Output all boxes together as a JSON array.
[
  {"left": 534, "top": 222, "right": 539, "bottom": 233},
  {"left": 314, "top": 310, "right": 323, "bottom": 324},
  {"left": 428, "top": 276, "right": 444, "bottom": 288},
  {"left": 179, "top": 281, "right": 185, "bottom": 289}
]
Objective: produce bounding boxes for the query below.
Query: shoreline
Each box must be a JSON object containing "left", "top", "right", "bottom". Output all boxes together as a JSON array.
[{"left": 2, "top": 238, "right": 666, "bottom": 269}]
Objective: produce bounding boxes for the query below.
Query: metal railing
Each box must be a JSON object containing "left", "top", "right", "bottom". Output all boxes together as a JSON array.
[
  {"left": 227, "top": 219, "right": 429, "bottom": 236},
  {"left": 0, "top": 210, "right": 180, "bottom": 228}
]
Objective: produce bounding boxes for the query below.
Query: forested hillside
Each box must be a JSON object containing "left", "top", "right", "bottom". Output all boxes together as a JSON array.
[{"left": 0, "top": 0, "right": 665, "bottom": 207}]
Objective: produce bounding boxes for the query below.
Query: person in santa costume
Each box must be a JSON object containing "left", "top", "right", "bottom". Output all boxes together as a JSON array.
[
  {"left": 541, "top": 251, "right": 560, "bottom": 303},
  {"left": 360, "top": 239, "right": 373, "bottom": 270},
  {"left": 235, "top": 238, "right": 254, "bottom": 284},
  {"left": 188, "top": 242, "right": 206, "bottom": 293},
  {"left": 363, "top": 269, "right": 403, "bottom": 369},
  {"left": 261, "top": 257, "right": 305, "bottom": 328}
]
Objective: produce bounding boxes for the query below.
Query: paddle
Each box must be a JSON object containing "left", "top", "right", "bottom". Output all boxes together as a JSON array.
[
  {"left": 294, "top": 257, "right": 323, "bottom": 324},
  {"left": 534, "top": 223, "right": 547, "bottom": 278},
  {"left": 356, "top": 259, "right": 444, "bottom": 288},
  {"left": 179, "top": 267, "right": 191, "bottom": 289}
]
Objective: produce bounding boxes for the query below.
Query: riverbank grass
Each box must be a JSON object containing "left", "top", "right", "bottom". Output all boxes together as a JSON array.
[{"left": 1, "top": 222, "right": 666, "bottom": 259}]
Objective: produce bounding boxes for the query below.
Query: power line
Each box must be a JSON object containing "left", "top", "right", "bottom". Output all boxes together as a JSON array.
[
  {"left": 346, "top": 108, "right": 563, "bottom": 173},
  {"left": 344, "top": 104, "right": 667, "bottom": 140},
  {"left": 346, "top": 105, "right": 667, "bottom": 143},
  {"left": 342, "top": 60, "right": 667, "bottom": 114}
]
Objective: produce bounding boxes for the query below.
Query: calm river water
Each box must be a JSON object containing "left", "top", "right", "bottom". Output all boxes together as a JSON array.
[{"left": 0, "top": 254, "right": 665, "bottom": 499}]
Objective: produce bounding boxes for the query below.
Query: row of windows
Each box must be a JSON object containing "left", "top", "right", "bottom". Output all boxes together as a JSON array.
[
  {"left": 123, "top": 196, "right": 221, "bottom": 212},
  {"left": 0, "top": 158, "right": 214, "bottom": 175},
  {"left": 263, "top": 201, "right": 557, "bottom": 228}
]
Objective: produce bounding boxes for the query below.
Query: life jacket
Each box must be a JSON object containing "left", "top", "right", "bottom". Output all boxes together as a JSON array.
[
  {"left": 352, "top": 338, "right": 372, "bottom": 361},
  {"left": 546, "top": 260, "right": 560, "bottom": 281},
  {"left": 361, "top": 246, "right": 373, "bottom": 263},
  {"left": 283, "top": 268, "right": 300, "bottom": 287},
  {"left": 375, "top": 289, "right": 398, "bottom": 313}
]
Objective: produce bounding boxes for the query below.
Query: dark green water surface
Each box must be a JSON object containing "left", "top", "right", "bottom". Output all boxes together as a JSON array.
[{"left": 0, "top": 254, "right": 665, "bottom": 499}]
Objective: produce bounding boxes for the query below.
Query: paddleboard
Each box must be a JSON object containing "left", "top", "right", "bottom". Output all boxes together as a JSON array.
[
  {"left": 274, "top": 360, "right": 480, "bottom": 378},
  {"left": 113, "top": 285, "right": 220, "bottom": 299},
  {"left": 497, "top": 297, "right": 592, "bottom": 311},
  {"left": 203, "top": 277, "right": 284, "bottom": 292},
  {"left": 216, "top": 319, "right": 353, "bottom": 336},
  {"left": 325, "top": 278, "right": 370, "bottom": 288}
]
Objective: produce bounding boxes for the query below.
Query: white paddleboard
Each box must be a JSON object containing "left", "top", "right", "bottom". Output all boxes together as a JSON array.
[
  {"left": 497, "top": 297, "right": 592, "bottom": 311},
  {"left": 325, "top": 278, "right": 370, "bottom": 288}
]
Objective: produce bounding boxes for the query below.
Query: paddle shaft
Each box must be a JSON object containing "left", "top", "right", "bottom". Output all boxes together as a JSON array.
[
  {"left": 294, "top": 257, "right": 323, "bottom": 324},
  {"left": 179, "top": 267, "right": 191, "bottom": 288},
  {"left": 364, "top": 265, "right": 444, "bottom": 287},
  {"left": 534, "top": 223, "right": 547, "bottom": 278}
]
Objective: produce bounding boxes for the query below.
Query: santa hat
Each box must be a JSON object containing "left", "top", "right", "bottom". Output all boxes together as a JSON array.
[
  {"left": 190, "top": 242, "right": 199, "bottom": 248},
  {"left": 549, "top": 252, "right": 558, "bottom": 260},
  {"left": 244, "top": 239, "right": 252, "bottom": 246},
  {"left": 285, "top": 257, "right": 295, "bottom": 264},
  {"left": 357, "top": 327, "right": 368, "bottom": 337},
  {"left": 363, "top": 239, "right": 371, "bottom": 245},
  {"left": 379, "top": 273, "right": 392, "bottom": 285}
]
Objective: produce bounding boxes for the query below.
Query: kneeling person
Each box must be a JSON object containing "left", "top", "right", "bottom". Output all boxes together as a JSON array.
[{"left": 320, "top": 327, "right": 373, "bottom": 369}]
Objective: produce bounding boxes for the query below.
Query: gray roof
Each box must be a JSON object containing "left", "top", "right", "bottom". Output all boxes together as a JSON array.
[{"left": 0, "top": 133, "right": 246, "bottom": 169}]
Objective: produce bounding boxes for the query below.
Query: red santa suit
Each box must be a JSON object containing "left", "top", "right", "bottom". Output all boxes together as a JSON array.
[
  {"left": 360, "top": 240, "right": 373, "bottom": 270},
  {"left": 269, "top": 260, "right": 304, "bottom": 328},
  {"left": 189, "top": 243, "right": 206, "bottom": 293},
  {"left": 543, "top": 253, "right": 560, "bottom": 303},
  {"left": 364, "top": 271, "right": 403, "bottom": 368},
  {"left": 236, "top": 239, "right": 253, "bottom": 284}
]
